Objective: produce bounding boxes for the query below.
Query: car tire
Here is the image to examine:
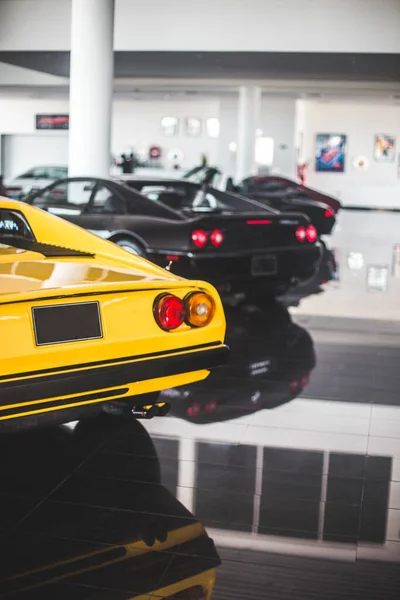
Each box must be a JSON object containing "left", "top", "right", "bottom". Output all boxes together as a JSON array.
[{"left": 114, "top": 237, "right": 146, "bottom": 256}]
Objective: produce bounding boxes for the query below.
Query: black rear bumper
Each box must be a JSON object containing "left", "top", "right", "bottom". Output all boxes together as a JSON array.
[
  {"left": 150, "top": 244, "right": 322, "bottom": 290},
  {"left": 0, "top": 343, "right": 229, "bottom": 431}
]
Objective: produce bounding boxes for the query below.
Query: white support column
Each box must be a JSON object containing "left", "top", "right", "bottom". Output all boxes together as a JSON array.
[
  {"left": 68, "top": 0, "right": 115, "bottom": 177},
  {"left": 236, "top": 86, "right": 261, "bottom": 181}
]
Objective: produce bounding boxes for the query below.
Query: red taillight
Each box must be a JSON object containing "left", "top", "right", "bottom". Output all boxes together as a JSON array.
[
  {"left": 325, "top": 208, "right": 334, "bottom": 217},
  {"left": 289, "top": 378, "right": 299, "bottom": 393},
  {"left": 153, "top": 294, "right": 186, "bottom": 331},
  {"left": 210, "top": 229, "right": 224, "bottom": 247},
  {"left": 192, "top": 229, "right": 208, "bottom": 248},
  {"left": 187, "top": 402, "right": 202, "bottom": 418},
  {"left": 205, "top": 399, "right": 217, "bottom": 413},
  {"left": 301, "top": 375, "right": 310, "bottom": 388},
  {"left": 306, "top": 225, "right": 317, "bottom": 242},
  {"left": 247, "top": 219, "right": 272, "bottom": 225},
  {"left": 295, "top": 226, "right": 306, "bottom": 242},
  {"left": 166, "top": 255, "right": 179, "bottom": 261}
]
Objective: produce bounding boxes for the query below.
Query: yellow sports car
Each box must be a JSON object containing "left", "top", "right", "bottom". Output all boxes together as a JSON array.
[{"left": 0, "top": 197, "right": 228, "bottom": 432}]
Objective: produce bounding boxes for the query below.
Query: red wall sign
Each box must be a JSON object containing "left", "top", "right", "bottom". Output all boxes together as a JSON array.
[{"left": 36, "top": 115, "right": 69, "bottom": 130}]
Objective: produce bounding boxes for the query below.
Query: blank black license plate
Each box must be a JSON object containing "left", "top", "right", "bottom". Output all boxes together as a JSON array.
[
  {"left": 32, "top": 301, "right": 102, "bottom": 346},
  {"left": 251, "top": 255, "right": 278, "bottom": 276}
]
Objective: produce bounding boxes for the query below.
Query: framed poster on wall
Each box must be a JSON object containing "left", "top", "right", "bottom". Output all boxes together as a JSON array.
[
  {"left": 315, "top": 134, "right": 346, "bottom": 172},
  {"left": 185, "top": 117, "right": 202, "bottom": 137},
  {"left": 161, "top": 117, "right": 178, "bottom": 137},
  {"left": 36, "top": 115, "right": 69, "bottom": 130},
  {"left": 367, "top": 265, "right": 389, "bottom": 292},
  {"left": 374, "top": 134, "right": 396, "bottom": 162}
]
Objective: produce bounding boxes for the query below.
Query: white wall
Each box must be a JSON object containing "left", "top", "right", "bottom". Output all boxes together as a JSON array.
[
  {"left": 3, "top": 134, "right": 69, "bottom": 177},
  {"left": 301, "top": 100, "right": 400, "bottom": 208},
  {"left": 1, "top": 0, "right": 400, "bottom": 52},
  {"left": 0, "top": 61, "right": 67, "bottom": 86},
  {"left": 0, "top": 98, "right": 69, "bottom": 134},
  {"left": 0, "top": 96, "right": 219, "bottom": 172},
  {"left": 112, "top": 98, "right": 219, "bottom": 167},
  {"left": 218, "top": 94, "right": 297, "bottom": 178},
  {"left": 259, "top": 97, "right": 296, "bottom": 177}
]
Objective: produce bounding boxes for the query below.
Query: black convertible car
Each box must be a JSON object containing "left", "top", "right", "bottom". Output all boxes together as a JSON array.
[
  {"left": 162, "top": 299, "right": 316, "bottom": 423},
  {"left": 184, "top": 166, "right": 337, "bottom": 237},
  {"left": 26, "top": 177, "right": 322, "bottom": 297}
]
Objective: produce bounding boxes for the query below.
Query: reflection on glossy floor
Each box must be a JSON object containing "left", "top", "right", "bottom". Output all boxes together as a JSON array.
[{"left": 2, "top": 209, "right": 400, "bottom": 599}]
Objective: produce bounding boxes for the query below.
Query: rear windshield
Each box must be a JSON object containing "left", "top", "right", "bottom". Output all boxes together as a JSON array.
[{"left": 139, "top": 184, "right": 274, "bottom": 215}]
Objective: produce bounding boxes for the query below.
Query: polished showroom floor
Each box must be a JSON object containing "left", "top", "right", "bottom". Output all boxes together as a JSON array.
[{"left": 2, "top": 209, "right": 400, "bottom": 599}]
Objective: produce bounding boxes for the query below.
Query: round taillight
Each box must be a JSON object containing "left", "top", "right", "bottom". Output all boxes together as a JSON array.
[
  {"left": 289, "top": 378, "right": 299, "bottom": 393},
  {"left": 205, "top": 399, "right": 217, "bottom": 413},
  {"left": 325, "top": 208, "right": 334, "bottom": 217},
  {"left": 153, "top": 294, "right": 186, "bottom": 331},
  {"left": 306, "top": 225, "right": 317, "bottom": 242},
  {"left": 191, "top": 229, "right": 208, "bottom": 248},
  {"left": 295, "top": 226, "right": 306, "bottom": 242},
  {"left": 210, "top": 229, "right": 224, "bottom": 247},
  {"left": 301, "top": 375, "right": 310, "bottom": 388},
  {"left": 185, "top": 292, "right": 215, "bottom": 327},
  {"left": 187, "top": 402, "right": 202, "bottom": 418}
]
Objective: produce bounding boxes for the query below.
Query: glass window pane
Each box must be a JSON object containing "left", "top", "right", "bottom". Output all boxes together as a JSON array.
[
  {"left": 31, "top": 168, "right": 47, "bottom": 179},
  {"left": 48, "top": 167, "right": 68, "bottom": 180},
  {"left": 91, "top": 186, "right": 126, "bottom": 214},
  {"left": 32, "top": 181, "right": 93, "bottom": 216},
  {"left": 18, "top": 170, "right": 35, "bottom": 179}
]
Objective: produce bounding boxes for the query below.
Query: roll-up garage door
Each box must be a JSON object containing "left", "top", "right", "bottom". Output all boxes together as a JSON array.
[{"left": 3, "top": 134, "right": 68, "bottom": 178}]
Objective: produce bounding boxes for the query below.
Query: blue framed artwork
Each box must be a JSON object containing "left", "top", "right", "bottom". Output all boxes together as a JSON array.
[{"left": 315, "top": 134, "right": 346, "bottom": 172}]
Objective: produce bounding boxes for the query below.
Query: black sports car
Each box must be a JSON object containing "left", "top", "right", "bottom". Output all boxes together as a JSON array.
[
  {"left": 26, "top": 176, "right": 322, "bottom": 297},
  {"left": 162, "top": 300, "right": 316, "bottom": 423},
  {"left": 237, "top": 178, "right": 336, "bottom": 236},
  {"left": 184, "top": 166, "right": 337, "bottom": 237}
]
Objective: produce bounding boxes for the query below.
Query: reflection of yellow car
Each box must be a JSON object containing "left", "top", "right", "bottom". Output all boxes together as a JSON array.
[
  {"left": 0, "top": 416, "right": 220, "bottom": 598},
  {"left": 0, "top": 198, "right": 228, "bottom": 432}
]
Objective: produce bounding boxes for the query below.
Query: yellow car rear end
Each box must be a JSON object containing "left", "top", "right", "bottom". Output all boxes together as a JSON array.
[{"left": 0, "top": 198, "right": 228, "bottom": 430}]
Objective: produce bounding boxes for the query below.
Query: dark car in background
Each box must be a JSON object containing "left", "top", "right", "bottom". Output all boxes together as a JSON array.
[
  {"left": 239, "top": 174, "right": 341, "bottom": 214},
  {"left": 162, "top": 300, "right": 316, "bottom": 423},
  {"left": 237, "top": 177, "right": 337, "bottom": 236},
  {"left": 26, "top": 176, "right": 322, "bottom": 297},
  {"left": 184, "top": 167, "right": 338, "bottom": 237},
  {"left": 5, "top": 165, "right": 68, "bottom": 200}
]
